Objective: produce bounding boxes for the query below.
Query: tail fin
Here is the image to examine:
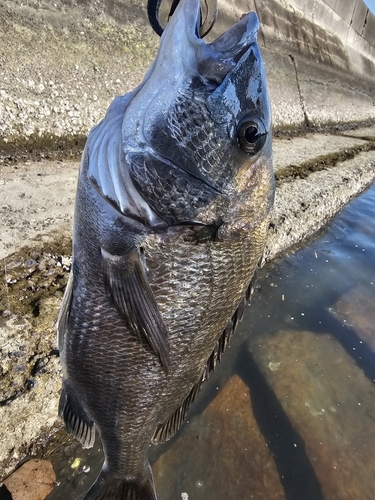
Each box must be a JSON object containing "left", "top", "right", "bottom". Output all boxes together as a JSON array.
[{"left": 82, "top": 465, "right": 157, "bottom": 500}]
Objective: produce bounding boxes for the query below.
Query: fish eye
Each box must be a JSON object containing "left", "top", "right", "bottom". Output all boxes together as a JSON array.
[{"left": 238, "top": 118, "right": 267, "bottom": 155}]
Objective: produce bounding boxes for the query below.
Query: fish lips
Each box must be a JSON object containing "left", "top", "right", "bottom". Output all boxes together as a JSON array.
[{"left": 168, "top": 0, "right": 260, "bottom": 85}]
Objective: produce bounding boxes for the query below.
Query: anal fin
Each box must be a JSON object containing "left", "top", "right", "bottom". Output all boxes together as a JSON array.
[
  {"left": 59, "top": 383, "right": 95, "bottom": 449},
  {"left": 152, "top": 374, "right": 204, "bottom": 444}
]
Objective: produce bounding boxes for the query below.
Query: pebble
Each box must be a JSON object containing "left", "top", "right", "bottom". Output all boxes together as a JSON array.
[{"left": 3, "top": 459, "right": 56, "bottom": 500}]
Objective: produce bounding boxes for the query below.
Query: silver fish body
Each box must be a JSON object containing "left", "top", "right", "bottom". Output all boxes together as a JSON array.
[{"left": 57, "top": 0, "right": 275, "bottom": 498}]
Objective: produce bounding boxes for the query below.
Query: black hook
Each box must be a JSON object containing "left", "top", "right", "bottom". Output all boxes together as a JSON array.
[{"left": 147, "top": 0, "right": 218, "bottom": 38}]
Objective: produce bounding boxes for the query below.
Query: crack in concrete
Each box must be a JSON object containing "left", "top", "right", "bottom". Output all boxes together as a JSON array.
[
  {"left": 362, "top": 9, "right": 369, "bottom": 35},
  {"left": 275, "top": 141, "right": 375, "bottom": 185},
  {"left": 289, "top": 54, "right": 311, "bottom": 128}
]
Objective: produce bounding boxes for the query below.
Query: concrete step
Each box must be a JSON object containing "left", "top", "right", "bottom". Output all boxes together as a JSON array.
[
  {"left": 1, "top": 127, "right": 374, "bottom": 261},
  {"left": 273, "top": 132, "right": 371, "bottom": 175}
]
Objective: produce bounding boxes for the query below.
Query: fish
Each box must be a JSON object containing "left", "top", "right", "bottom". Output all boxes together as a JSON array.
[{"left": 56, "top": 0, "right": 275, "bottom": 498}]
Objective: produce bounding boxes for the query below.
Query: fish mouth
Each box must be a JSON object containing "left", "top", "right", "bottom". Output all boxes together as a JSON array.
[{"left": 170, "top": 0, "right": 260, "bottom": 84}]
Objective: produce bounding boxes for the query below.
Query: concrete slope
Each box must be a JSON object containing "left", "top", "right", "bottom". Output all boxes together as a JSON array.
[
  {"left": 214, "top": 0, "right": 375, "bottom": 129},
  {"left": 0, "top": 0, "right": 374, "bottom": 151}
]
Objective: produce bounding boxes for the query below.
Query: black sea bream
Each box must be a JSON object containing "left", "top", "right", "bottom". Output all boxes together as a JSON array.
[{"left": 57, "top": 0, "right": 275, "bottom": 498}]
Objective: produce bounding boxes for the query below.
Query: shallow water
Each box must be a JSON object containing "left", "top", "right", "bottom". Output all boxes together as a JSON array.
[{"left": 45, "top": 181, "right": 375, "bottom": 500}]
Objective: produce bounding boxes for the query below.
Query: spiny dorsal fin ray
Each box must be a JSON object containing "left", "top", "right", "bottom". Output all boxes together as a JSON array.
[
  {"left": 56, "top": 270, "right": 74, "bottom": 351},
  {"left": 102, "top": 248, "right": 171, "bottom": 372}
]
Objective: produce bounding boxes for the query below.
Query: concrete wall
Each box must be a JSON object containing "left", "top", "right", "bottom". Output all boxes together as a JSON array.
[
  {"left": 214, "top": 0, "right": 375, "bottom": 129},
  {"left": 0, "top": 0, "right": 374, "bottom": 149},
  {"left": 285, "top": 0, "right": 375, "bottom": 76}
]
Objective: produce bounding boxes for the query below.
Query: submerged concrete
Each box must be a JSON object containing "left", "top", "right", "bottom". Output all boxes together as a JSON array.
[{"left": 246, "top": 328, "right": 375, "bottom": 500}]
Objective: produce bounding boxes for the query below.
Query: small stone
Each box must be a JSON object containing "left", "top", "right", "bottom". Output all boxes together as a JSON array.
[{"left": 3, "top": 459, "right": 56, "bottom": 500}]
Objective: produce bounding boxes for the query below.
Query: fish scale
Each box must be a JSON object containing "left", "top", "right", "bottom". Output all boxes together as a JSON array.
[
  {"left": 144, "top": 238, "right": 212, "bottom": 347},
  {"left": 168, "top": 92, "right": 232, "bottom": 184},
  {"left": 57, "top": 0, "right": 274, "bottom": 498},
  {"left": 143, "top": 218, "right": 270, "bottom": 408}
]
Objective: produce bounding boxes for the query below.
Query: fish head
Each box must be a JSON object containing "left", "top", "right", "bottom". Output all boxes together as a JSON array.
[{"left": 122, "top": 0, "right": 274, "bottom": 230}]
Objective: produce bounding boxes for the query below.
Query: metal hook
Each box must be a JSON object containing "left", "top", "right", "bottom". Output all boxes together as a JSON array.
[
  {"left": 147, "top": 0, "right": 218, "bottom": 38},
  {"left": 199, "top": 0, "right": 218, "bottom": 38}
]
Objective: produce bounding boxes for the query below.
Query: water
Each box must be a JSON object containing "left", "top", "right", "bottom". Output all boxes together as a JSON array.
[{"left": 44, "top": 181, "right": 375, "bottom": 500}]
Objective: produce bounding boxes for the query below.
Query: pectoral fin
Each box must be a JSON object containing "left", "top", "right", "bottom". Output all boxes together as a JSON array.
[{"left": 102, "top": 248, "right": 171, "bottom": 372}]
